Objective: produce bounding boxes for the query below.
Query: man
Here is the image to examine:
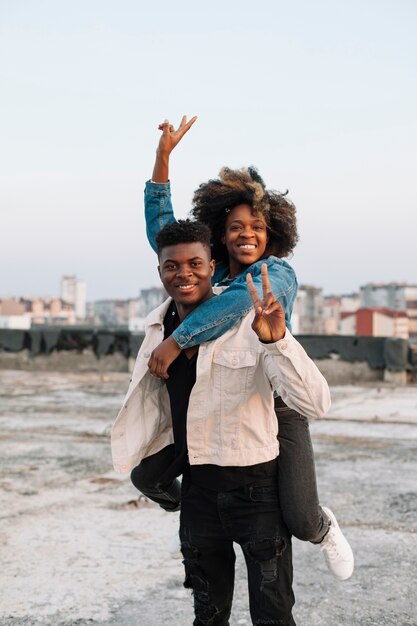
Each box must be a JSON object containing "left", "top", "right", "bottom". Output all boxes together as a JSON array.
[{"left": 111, "top": 220, "right": 331, "bottom": 626}]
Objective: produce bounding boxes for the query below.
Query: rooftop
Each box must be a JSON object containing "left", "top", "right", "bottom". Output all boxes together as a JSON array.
[{"left": 1, "top": 371, "right": 416, "bottom": 626}]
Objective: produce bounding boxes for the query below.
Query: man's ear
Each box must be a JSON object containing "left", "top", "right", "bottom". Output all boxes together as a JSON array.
[
  {"left": 157, "top": 265, "right": 161, "bottom": 279},
  {"left": 210, "top": 259, "right": 216, "bottom": 277}
]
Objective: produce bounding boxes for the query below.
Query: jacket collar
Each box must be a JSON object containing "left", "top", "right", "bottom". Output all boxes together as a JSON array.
[{"left": 145, "top": 297, "right": 173, "bottom": 330}]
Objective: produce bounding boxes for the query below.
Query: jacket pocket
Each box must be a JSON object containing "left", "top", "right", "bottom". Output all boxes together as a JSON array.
[
  {"left": 211, "top": 349, "right": 258, "bottom": 448},
  {"left": 212, "top": 348, "right": 257, "bottom": 369},
  {"left": 212, "top": 349, "right": 258, "bottom": 395}
]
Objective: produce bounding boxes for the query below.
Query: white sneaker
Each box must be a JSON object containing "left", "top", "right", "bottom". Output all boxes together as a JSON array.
[{"left": 320, "top": 507, "right": 354, "bottom": 581}]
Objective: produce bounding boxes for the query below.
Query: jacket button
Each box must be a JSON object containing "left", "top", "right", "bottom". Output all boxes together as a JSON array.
[
  {"left": 144, "top": 352, "right": 150, "bottom": 358},
  {"left": 280, "top": 342, "right": 288, "bottom": 351},
  {"left": 232, "top": 358, "right": 237, "bottom": 365}
]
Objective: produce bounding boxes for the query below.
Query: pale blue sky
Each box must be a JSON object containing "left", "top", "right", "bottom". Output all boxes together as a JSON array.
[{"left": 1, "top": 0, "right": 416, "bottom": 300}]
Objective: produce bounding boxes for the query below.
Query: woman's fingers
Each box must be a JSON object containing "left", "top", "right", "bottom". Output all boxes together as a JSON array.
[
  {"left": 178, "top": 115, "right": 197, "bottom": 135},
  {"left": 246, "top": 273, "right": 263, "bottom": 311},
  {"left": 157, "top": 115, "right": 197, "bottom": 142},
  {"left": 261, "top": 263, "right": 272, "bottom": 299},
  {"left": 247, "top": 270, "right": 278, "bottom": 314}
]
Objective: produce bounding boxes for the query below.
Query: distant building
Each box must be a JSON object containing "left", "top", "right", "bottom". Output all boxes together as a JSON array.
[
  {"left": 340, "top": 307, "right": 409, "bottom": 339},
  {"left": 322, "top": 296, "right": 341, "bottom": 335},
  {"left": 0, "top": 315, "right": 31, "bottom": 329},
  {"left": 61, "top": 275, "right": 86, "bottom": 320},
  {"left": 92, "top": 300, "right": 129, "bottom": 326},
  {"left": 137, "top": 287, "right": 167, "bottom": 317},
  {"left": 28, "top": 298, "right": 76, "bottom": 325},
  {"left": 360, "top": 282, "right": 417, "bottom": 337},
  {"left": 128, "top": 317, "right": 147, "bottom": 332},
  {"left": 293, "top": 285, "right": 324, "bottom": 334},
  {"left": 124, "top": 288, "right": 167, "bottom": 331},
  {"left": 0, "top": 298, "right": 27, "bottom": 316},
  {"left": 0, "top": 296, "right": 76, "bottom": 327},
  {"left": 323, "top": 293, "right": 360, "bottom": 335}
]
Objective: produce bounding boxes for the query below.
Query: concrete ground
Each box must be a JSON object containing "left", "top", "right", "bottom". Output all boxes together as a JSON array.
[{"left": 0, "top": 370, "right": 416, "bottom": 626}]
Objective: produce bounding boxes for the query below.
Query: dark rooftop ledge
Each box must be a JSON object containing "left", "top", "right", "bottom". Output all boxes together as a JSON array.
[{"left": 0, "top": 328, "right": 415, "bottom": 384}]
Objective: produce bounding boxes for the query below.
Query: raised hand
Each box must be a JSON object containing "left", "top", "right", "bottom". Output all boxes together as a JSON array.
[
  {"left": 156, "top": 115, "right": 197, "bottom": 156},
  {"left": 152, "top": 115, "right": 197, "bottom": 182},
  {"left": 246, "top": 264, "right": 286, "bottom": 343}
]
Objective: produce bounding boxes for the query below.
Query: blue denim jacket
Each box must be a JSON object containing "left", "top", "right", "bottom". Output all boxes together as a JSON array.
[{"left": 144, "top": 180, "right": 298, "bottom": 348}]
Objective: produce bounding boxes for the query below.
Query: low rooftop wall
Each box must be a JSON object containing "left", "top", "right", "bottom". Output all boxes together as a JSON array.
[{"left": 0, "top": 327, "right": 415, "bottom": 384}]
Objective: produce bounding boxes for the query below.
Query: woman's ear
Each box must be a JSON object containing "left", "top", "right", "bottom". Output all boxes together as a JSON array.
[{"left": 221, "top": 233, "right": 226, "bottom": 245}]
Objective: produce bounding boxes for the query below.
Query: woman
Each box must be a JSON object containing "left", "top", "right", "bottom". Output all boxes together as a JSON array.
[{"left": 133, "top": 116, "right": 353, "bottom": 582}]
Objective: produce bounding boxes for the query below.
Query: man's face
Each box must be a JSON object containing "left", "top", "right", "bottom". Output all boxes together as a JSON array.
[{"left": 158, "top": 241, "right": 215, "bottom": 313}]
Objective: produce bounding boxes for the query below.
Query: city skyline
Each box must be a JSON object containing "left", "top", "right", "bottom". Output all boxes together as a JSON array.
[
  {"left": 1, "top": 1, "right": 416, "bottom": 300},
  {"left": 2, "top": 277, "right": 417, "bottom": 303}
]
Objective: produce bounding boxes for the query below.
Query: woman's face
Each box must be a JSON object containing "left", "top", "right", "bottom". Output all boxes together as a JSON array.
[{"left": 222, "top": 204, "right": 268, "bottom": 277}]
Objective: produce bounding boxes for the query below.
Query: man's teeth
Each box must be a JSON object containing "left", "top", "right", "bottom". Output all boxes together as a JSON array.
[
  {"left": 238, "top": 244, "right": 256, "bottom": 249},
  {"left": 178, "top": 284, "right": 194, "bottom": 290}
]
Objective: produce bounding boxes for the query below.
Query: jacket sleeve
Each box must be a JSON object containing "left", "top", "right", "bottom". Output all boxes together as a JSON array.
[
  {"left": 262, "top": 330, "right": 331, "bottom": 418},
  {"left": 172, "top": 256, "right": 298, "bottom": 349},
  {"left": 144, "top": 180, "right": 177, "bottom": 253}
]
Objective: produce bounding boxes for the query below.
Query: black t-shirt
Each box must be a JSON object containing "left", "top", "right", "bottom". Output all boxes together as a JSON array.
[{"left": 162, "top": 300, "right": 277, "bottom": 491}]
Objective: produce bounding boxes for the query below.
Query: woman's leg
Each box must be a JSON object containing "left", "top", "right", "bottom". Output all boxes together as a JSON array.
[
  {"left": 276, "top": 399, "right": 354, "bottom": 581},
  {"left": 130, "top": 445, "right": 181, "bottom": 512},
  {"left": 275, "top": 400, "right": 330, "bottom": 543}
]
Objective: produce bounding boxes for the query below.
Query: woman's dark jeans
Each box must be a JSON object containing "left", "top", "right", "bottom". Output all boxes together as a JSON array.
[
  {"left": 130, "top": 402, "right": 330, "bottom": 542},
  {"left": 275, "top": 400, "right": 330, "bottom": 544},
  {"left": 180, "top": 475, "right": 296, "bottom": 626},
  {"left": 130, "top": 445, "right": 181, "bottom": 512}
]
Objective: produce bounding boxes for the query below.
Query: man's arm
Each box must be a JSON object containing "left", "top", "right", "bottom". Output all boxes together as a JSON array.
[
  {"left": 247, "top": 266, "right": 331, "bottom": 418},
  {"left": 262, "top": 333, "right": 331, "bottom": 418}
]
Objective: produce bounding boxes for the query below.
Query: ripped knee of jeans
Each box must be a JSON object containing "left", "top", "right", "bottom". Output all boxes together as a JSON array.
[
  {"left": 243, "top": 536, "right": 286, "bottom": 587},
  {"left": 181, "top": 542, "right": 220, "bottom": 625}
]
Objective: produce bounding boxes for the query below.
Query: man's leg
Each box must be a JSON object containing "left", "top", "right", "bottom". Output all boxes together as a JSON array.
[
  {"left": 224, "top": 478, "right": 296, "bottom": 626},
  {"left": 180, "top": 479, "right": 235, "bottom": 626},
  {"left": 130, "top": 445, "right": 181, "bottom": 512}
]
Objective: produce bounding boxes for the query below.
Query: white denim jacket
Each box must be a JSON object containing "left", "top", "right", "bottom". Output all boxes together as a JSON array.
[{"left": 111, "top": 298, "right": 331, "bottom": 473}]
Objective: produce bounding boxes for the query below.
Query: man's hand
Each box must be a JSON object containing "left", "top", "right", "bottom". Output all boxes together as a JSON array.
[
  {"left": 246, "top": 264, "right": 286, "bottom": 343},
  {"left": 147, "top": 335, "right": 181, "bottom": 379},
  {"left": 151, "top": 115, "right": 197, "bottom": 182}
]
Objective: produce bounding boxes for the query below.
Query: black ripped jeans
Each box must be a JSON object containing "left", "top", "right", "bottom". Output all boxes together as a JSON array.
[{"left": 180, "top": 473, "right": 296, "bottom": 626}]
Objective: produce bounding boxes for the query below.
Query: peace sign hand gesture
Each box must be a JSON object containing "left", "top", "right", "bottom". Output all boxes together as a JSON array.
[
  {"left": 156, "top": 115, "right": 197, "bottom": 157},
  {"left": 246, "top": 264, "right": 286, "bottom": 343}
]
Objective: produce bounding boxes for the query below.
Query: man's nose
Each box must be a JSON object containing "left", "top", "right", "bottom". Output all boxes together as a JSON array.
[{"left": 176, "top": 266, "right": 192, "bottom": 277}]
